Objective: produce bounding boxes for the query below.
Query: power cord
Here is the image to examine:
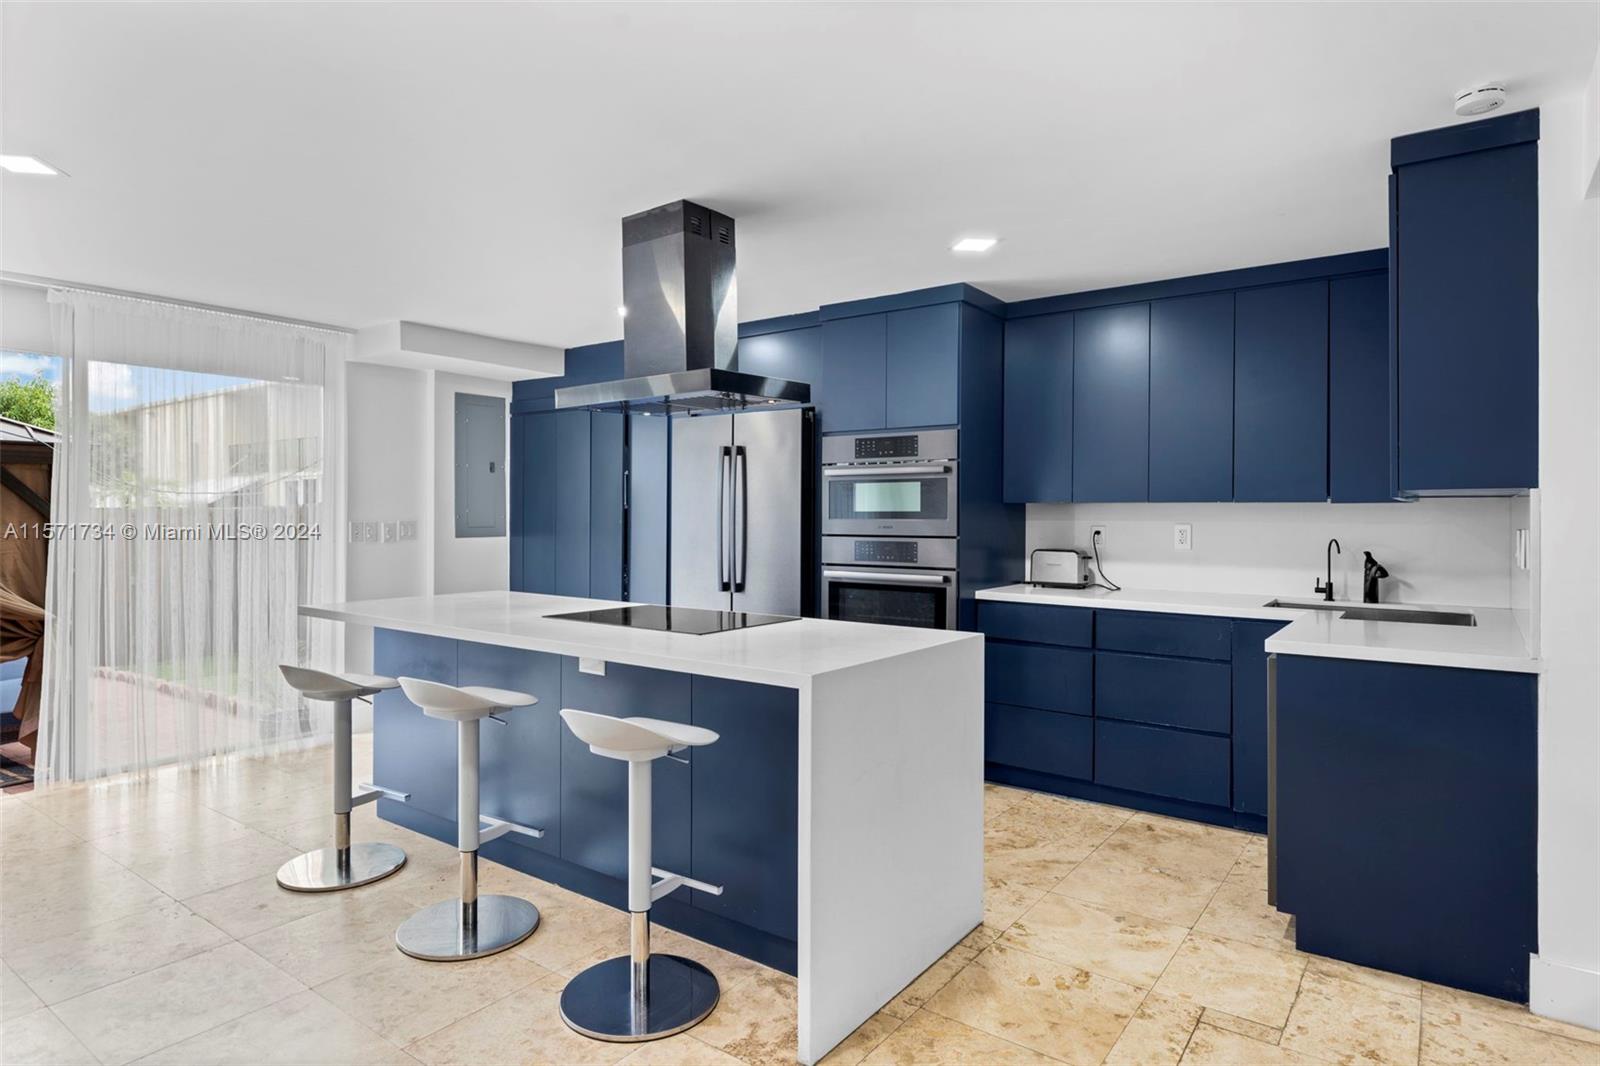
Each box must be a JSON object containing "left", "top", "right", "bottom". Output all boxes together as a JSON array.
[{"left": 1090, "top": 529, "right": 1121, "bottom": 592}]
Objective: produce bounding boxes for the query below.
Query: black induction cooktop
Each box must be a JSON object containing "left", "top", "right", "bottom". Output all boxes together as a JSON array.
[{"left": 546, "top": 604, "right": 798, "bottom": 636}]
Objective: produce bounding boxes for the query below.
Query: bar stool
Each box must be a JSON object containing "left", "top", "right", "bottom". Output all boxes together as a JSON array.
[
  {"left": 557, "top": 708, "right": 724, "bottom": 1042},
  {"left": 393, "top": 677, "right": 544, "bottom": 961},
  {"left": 276, "top": 666, "right": 410, "bottom": 892}
]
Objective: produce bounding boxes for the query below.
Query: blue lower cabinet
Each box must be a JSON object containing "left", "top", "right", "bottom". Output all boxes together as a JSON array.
[
  {"left": 1230, "top": 621, "right": 1286, "bottom": 817},
  {"left": 1094, "top": 652, "right": 1230, "bottom": 734},
  {"left": 689, "top": 677, "right": 799, "bottom": 941},
  {"left": 978, "top": 601, "right": 1092, "bottom": 648},
  {"left": 372, "top": 630, "right": 459, "bottom": 822},
  {"left": 985, "top": 703, "right": 1092, "bottom": 780},
  {"left": 1094, "top": 719, "right": 1231, "bottom": 807},
  {"left": 559, "top": 659, "right": 691, "bottom": 880},
  {"left": 986, "top": 641, "right": 1093, "bottom": 715},
  {"left": 1094, "top": 611, "right": 1231, "bottom": 661},
  {"left": 459, "top": 641, "right": 563, "bottom": 858},
  {"left": 1276, "top": 655, "right": 1536, "bottom": 1002}
]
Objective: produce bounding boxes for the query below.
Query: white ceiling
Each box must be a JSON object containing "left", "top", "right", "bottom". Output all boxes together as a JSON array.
[{"left": 3, "top": 2, "right": 1595, "bottom": 349}]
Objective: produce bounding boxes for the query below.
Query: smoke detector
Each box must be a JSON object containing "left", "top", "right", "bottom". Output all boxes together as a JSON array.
[{"left": 1454, "top": 84, "right": 1507, "bottom": 117}]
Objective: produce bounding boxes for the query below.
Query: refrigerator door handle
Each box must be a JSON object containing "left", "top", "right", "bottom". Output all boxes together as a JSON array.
[
  {"left": 717, "top": 446, "right": 732, "bottom": 592},
  {"left": 734, "top": 445, "right": 749, "bottom": 592}
]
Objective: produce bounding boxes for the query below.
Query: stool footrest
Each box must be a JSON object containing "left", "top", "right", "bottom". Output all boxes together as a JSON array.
[
  {"left": 650, "top": 866, "right": 723, "bottom": 902},
  {"left": 479, "top": 814, "right": 545, "bottom": 843},
  {"left": 354, "top": 783, "right": 410, "bottom": 807}
]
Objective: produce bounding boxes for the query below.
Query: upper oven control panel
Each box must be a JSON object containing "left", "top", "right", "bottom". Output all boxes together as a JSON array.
[{"left": 822, "top": 427, "right": 959, "bottom": 466}]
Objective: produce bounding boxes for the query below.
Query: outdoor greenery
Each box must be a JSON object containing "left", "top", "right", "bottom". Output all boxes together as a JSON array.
[{"left": 0, "top": 374, "right": 57, "bottom": 430}]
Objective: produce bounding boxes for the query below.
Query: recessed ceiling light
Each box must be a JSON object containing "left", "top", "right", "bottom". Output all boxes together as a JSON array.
[
  {"left": 0, "top": 155, "right": 66, "bottom": 176},
  {"left": 952, "top": 236, "right": 998, "bottom": 254},
  {"left": 617, "top": 305, "right": 628, "bottom": 318}
]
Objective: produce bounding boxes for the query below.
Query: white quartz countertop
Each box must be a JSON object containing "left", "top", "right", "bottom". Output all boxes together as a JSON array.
[
  {"left": 976, "top": 584, "right": 1538, "bottom": 674},
  {"left": 302, "top": 591, "right": 978, "bottom": 688}
]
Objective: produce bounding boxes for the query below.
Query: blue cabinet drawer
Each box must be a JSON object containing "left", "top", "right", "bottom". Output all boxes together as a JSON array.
[
  {"left": 978, "top": 601, "right": 1093, "bottom": 648},
  {"left": 986, "top": 642, "right": 1093, "bottom": 715},
  {"left": 1095, "top": 611, "right": 1231, "bottom": 660},
  {"left": 985, "top": 703, "right": 1093, "bottom": 780},
  {"left": 1095, "top": 652, "right": 1231, "bottom": 734},
  {"left": 1094, "top": 719, "right": 1231, "bottom": 807}
]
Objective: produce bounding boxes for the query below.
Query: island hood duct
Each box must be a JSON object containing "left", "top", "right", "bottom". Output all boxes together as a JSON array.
[{"left": 554, "top": 200, "right": 811, "bottom": 413}]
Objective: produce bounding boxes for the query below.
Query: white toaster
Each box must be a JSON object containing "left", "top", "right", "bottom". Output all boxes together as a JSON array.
[{"left": 1029, "top": 549, "right": 1090, "bottom": 589}]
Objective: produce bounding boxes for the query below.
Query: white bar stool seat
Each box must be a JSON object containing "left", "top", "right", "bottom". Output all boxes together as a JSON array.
[
  {"left": 557, "top": 708, "right": 723, "bottom": 1042},
  {"left": 275, "top": 665, "right": 410, "bottom": 893},
  {"left": 393, "top": 676, "right": 543, "bottom": 961}
]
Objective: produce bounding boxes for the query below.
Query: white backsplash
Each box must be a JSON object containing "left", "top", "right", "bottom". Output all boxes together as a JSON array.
[{"left": 1025, "top": 499, "right": 1518, "bottom": 608}]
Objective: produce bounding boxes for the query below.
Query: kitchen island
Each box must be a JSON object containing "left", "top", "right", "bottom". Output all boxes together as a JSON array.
[{"left": 301, "top": 591, "right": 983, "bottom": 1064}]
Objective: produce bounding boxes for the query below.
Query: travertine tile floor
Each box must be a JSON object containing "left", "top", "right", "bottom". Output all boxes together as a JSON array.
[{"left": 2, "top": 740, "right": 1597, "bottom": 1065}]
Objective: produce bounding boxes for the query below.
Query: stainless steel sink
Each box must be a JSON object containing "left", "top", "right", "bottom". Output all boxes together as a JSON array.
[
  {"left": 1263, "top": 599, "right": 1346, "bottom": 611},
  {"left": 1338, "top": 607, "right": 1476, "bottom": 627}
]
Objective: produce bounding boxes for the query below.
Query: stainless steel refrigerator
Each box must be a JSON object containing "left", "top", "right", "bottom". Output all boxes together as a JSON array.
[{"left": 669, "top": 407, "right": 815, "bottom": 616}]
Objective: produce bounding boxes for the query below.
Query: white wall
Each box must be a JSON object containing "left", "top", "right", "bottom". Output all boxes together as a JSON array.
[
  {"left": 344, "top": 363, "right": 431, "bottom": 679},
  {"left": 1531, "top": 86, "right": 1600, "bottom": 1028},
  {"left": 1026, "top": 499, "right": 1516, "bottom": 607},
  {"left": 0, "top": 281, "right": 53, "bottom": 353},
  {"left": 431, "top": 370, "right": 511, "bottom": 595}
]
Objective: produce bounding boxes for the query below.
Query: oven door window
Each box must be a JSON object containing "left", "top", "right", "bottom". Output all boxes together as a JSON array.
[
  {"left": 828, "top": 476, "right": 949, "bottom": 522},
  {"left": 828, "top": 579, "right": 949, "bottom": 629}
]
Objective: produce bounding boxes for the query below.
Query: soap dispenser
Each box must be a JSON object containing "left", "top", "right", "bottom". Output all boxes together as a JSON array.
[{"left": 1362, "top": 551, "right": 1390, "bottom": 604}]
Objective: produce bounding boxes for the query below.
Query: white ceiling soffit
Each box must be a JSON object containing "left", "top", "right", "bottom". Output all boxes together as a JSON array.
[
  {"left": 2, "top": 3, "right": 1596, "bottom": 350},
  {"left": 354, "top": 322, "right": 564, "bottom": 382}
]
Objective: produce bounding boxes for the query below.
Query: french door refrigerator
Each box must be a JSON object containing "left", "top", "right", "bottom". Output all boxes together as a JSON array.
[{"left": 669, "top": 407, "right": 815, "bottom": 616}]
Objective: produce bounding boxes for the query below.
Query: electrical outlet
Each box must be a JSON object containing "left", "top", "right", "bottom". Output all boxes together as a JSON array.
[
  {"left": 349, "top": 522, "right": 364, "bottom": 543},
  {"left": 381, "top": 521, "right": 397, "bottom": 543},
  {"left": 398, "top": 520, "right": 417, "bottom": 542},
  {"left": 1091, "top": 525, "right": 1107, "bottom": 547},
  {"left": 579, "top": 658, "right": 607, "bottom": 677},
  {"left": 1174, "top": 523, "right": 1192, "bottom": 551}
]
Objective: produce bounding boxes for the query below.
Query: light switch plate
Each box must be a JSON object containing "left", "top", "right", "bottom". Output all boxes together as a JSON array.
[
  {"left": 578, "top": 658, "right": 607, "bottom": 677},
  {"left": 1174, "top": 523, "right": 1192, "bottom": 551},
  {"left": 398, "top": 520, "right": 417, "bottom": 542},
  {"left": 363, "top": 521, "right": 378, "bottom": 542},
  {"left": 381, "top": 521, "right": 397, "bottom": 543},
  {"left": 349, "top": 522, "right": 364, "bottom": 543}
]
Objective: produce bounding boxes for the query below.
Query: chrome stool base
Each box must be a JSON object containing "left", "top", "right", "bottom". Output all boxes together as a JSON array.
[
  {"left": 394, "top": 895, "right": 539, "bottom": 961},
  {"left": 559, "top": 954, "right": 720, "bottom": 1042},
  {"left": 276, "top": 843, "right": 407, "bottom": 893}
]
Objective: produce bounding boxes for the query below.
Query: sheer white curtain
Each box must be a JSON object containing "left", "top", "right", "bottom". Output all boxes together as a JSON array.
[{"left": 38, "top": 290, "right": 348, "bottom": 782}]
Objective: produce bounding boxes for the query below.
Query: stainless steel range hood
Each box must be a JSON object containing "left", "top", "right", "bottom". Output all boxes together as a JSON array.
[{"left": 555, "top": 200, "right": 811, "bottom": 413}]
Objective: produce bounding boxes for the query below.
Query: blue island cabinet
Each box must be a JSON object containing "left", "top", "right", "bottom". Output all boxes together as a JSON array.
[
  {"left": 371, "top": 629, "right": 802, "bottom": 973},
  {"left": 1276, "top": 654, "right": 1536, "bottom": 1002}
]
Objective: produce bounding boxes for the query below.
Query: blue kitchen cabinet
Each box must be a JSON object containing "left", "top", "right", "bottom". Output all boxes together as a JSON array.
[
  {"left": 1230, "top": 620, "right": 1286, "bottom": 817},
  {"left": 1276, "top": 655, "right": 1536, "bottom": 1001},
  {"left": 737, "top": 325, "right": 822, "bottom": 387},
  {"left": 553, "top": 410, "right": 592, "bottom": 598},
  {"left": 372, "top": 630, "right": 459, "bottom": 823},
  {"left": 589, "top": 411, "right": 626, "bottom": 601},
  {"left": 1329, "top": 272, "right": 1392, "bottom": 502},
  {"left": 1002, "top": 312, "right": 1074, "bottom": 503},
  {"left": 1094, "top": 652, "right": 1230, "bottom": 734},
  {"left": 985, "top": 703, "right": 1093, "bottom": 781},
  {"left": 1149, "top": 293, "right": 1234, "bottom": 501},
  {"left": 1094, "top": 719, "right": 1230, "bottom": 807},
  {"left": 886, "top": 303, "right": 960, "bottom": 429},
  {"left": 978, "top": 601, "right": 1092, "bottom": 647},
  {"left": 689, "top": 676, "right": 799, "bottom": 941},
  {"left": 628, "top": 412, "right": 670, "bottom": 604},
  {"left": 986, "top": 641, "right": 1093, "bottom": 715},
  {"left": 817, "top": 314, "right": 888, "bottom": 432},
  {"left": 559, "top": 658, "right": 692, "bottom": 881},
  {"left": 513, "top": 412, "right": 557, "bottom": 594},
  {"left": 1234, "top": 281, "right": 1329, "bottom": 501},
  {"left": 1073, "top": 303, "right": 1151, "bottom": 502},
  {"left": 1095, "top": 609, "right": 1231, "bottom": 661},
  {"left": 458, "top": 640, "right": 564, "bottom": 859},
  {"left": 1392, "top": 111, "right": 1539, "bottom": 494}
]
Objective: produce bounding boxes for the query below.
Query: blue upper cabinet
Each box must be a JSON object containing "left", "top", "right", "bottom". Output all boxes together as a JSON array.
[
  {"left": 1330, "top": 272, "right": 1392, "bottom": 502},
  {"left": 737, "top": 324, "right": 822, "bottom": 388},
  {"left": 1392, "top": 110, "right": 1539, "bottom": 494},
  {"left": 1235, "top": 281, "right": 1329, "bottom": 502},
  {"left": 1149, "top": 293, "right": 1233, "bottom": 502},
  {"left": 886, "top": 304, "right": 960, "bottom": 428},
  {"left": 1002, "top": 312, "right": 1074, "bottom": 503},
  {"left": 1073, "top": 303, "right": 1150, "bottom": 502},
  {"left": 817, "top": 314, "right": 888, "bottom": 433}
]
